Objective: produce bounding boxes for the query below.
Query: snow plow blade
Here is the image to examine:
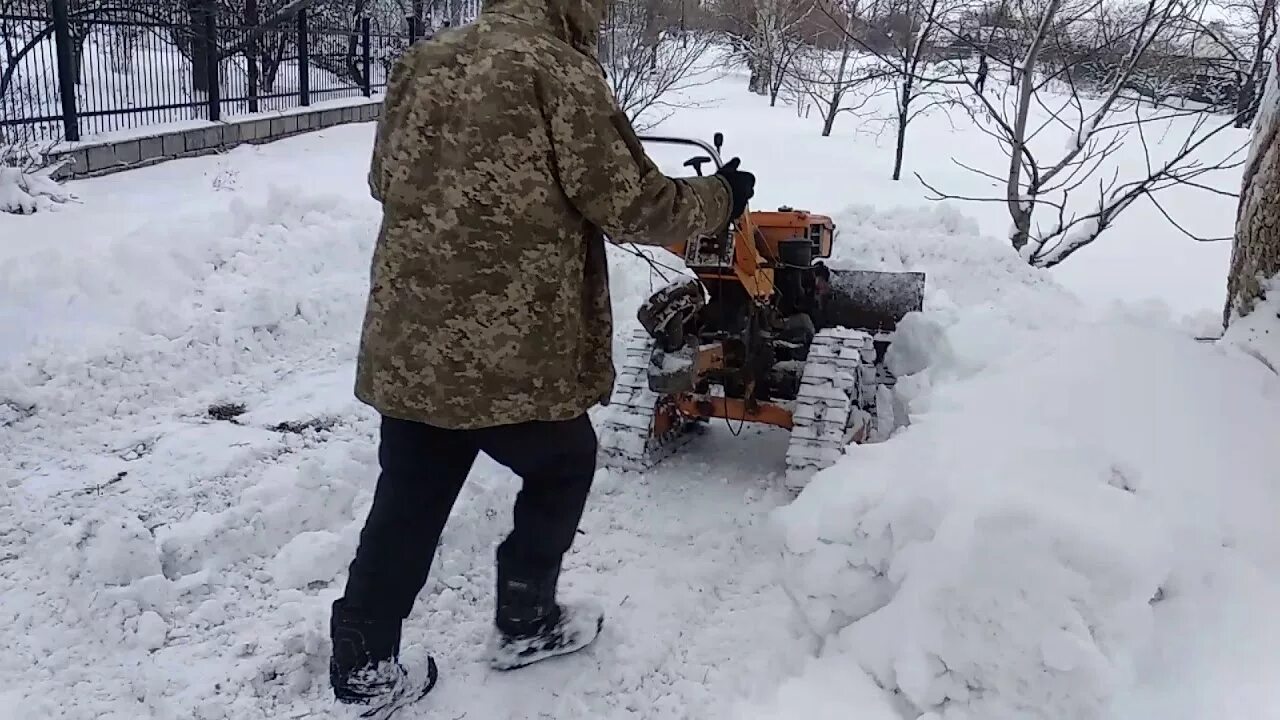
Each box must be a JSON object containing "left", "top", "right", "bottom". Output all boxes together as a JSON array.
[{"left": 821, "top": 268, "right": 926, "bottom": 332}]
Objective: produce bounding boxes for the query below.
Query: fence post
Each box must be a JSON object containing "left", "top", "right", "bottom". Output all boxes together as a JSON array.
[
  {"left": 362, "top": 18, "right": 373, "bottom": 97},
  {"left": 298, "top": 9, "right": 310, "bottom": 106},
  {"left": 407, "top": 15, "right": 419, "bottom": 45},
  {"left": 50, "top": 0, "right": 80, "bottom": 141},
  {"left": 246, "top": 0, "right": 259, "bottom": 113},
  {"left": 202, "top": 1, "right": 221, "bottom": 121}
]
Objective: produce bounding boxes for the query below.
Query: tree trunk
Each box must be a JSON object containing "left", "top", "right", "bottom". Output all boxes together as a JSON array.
[
  {"left": 769, "top": 47, "right": 792, "bottom": 106},
  {"left": 822, "top": 91, "right": 840, "bottom": 136},
  {"left": 892, "top": 77, "right": 911, "bottom": 181},
  {"left": 892, "top": 114, "right": 907, "bottom": 180},
  {"left": 72, "top": 28, "right": 87, "bottom": 86},
  {"left": 1236, "top": 74, "right": 1258, "bottom": 129},
  {"left": 262, "top": 40, "right": 286, "bottom": 93},
  {"left": 747, "top": 35, "right": 771, "bottom": 97},
  {"left": 822, "top": 33, "right": 853, "bottom": 138},
  {"left": 749, "top": 53, "right": 770, "bottom": 96},
  {"left": 110, "top": 26, "right": 139, "bottom": 74},
  {"left": 1006, "top": 0, "right": 1059, "bottom": 253},
  {"left": 1224, "top": 56, "right": 1280, "bottom": 329}
]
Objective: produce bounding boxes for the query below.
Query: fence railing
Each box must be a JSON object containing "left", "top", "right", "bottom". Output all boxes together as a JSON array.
[{"left": 1, "top": 0, "right": 422, "bottom": 148}]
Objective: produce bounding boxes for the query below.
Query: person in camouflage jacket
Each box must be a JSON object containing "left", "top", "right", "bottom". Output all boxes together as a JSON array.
[{"left": 328, "top": 0, "right": 756, "bottom": 711}]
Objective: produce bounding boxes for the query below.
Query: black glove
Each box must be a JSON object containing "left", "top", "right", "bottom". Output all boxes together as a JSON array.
[{"left": 716, "top": 157, "right": 755, "bottom": 222}]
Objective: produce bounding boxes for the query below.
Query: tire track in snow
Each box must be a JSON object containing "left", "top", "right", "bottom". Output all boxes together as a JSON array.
[
  {"left": 369, "top": 426, "right": 814, "bottom": 720},
  {"left": 3, "top": 369, "right": 814, "bottom": 718},
  {"left": 1, "top": 181, "right": 815, "bottom": 718}
]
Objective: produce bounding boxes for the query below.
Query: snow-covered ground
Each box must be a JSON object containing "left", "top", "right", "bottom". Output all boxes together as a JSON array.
[
  {"left": 762, "top": 297, "right": 1280, "bottom": 720},
  {"left": 2, "top": 66, "right": 1278, "bottom": 720},
  {"left": 0, "top": 121, "right": 818, "bottom": 720}
]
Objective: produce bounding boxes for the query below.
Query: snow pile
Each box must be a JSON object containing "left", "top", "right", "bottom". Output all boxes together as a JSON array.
[
  {"left": 827, "top": 202, "right": 1073, "bottom": 309},
  {"left": 0, "top": 162, "right": 75, "bottom": 214},
  {"left": 745, "top": 654, "right": 901, "bottom": 720},
  {"left": 0, "top": 173, "right": 389, "bottom": 717},
  {"left": 81, "top": 512, "right": 165, "bottom": 586},
  {"left": 756, "top": 297, "right": 1280, "bottom": 718},
  {"left": 155, "top": 451, "right": 363, "bottom": 579},
  {"left": 1222, "top": 275, "right": 1280, "bottom": 374},
  {"left": 0, "top": 184, "right": 381, "bottom": 488},
  {"left": 0, "top": 434, "right": 374, "bottom": 719},
  {"left": 1, "top": 185, "right": 367, "bottom": 383}
]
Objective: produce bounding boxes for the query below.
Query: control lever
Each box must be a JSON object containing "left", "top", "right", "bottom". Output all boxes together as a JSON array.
[{"left": 683, "top": 156, "right": 712, "bottom": 177}]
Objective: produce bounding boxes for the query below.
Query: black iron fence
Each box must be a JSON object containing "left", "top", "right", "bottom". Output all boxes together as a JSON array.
[{"left": 1, "top": 0, "right": 421, "bottom": 148}]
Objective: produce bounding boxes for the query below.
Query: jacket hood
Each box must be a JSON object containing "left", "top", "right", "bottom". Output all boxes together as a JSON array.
[{"left": 486, "top": 0, "right": 606, "bottom": 54}]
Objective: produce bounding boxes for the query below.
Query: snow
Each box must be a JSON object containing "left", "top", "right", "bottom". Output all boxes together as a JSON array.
[
  {"left": 656, "top": 348, "right": 696, "bottom": 373},
  {"left": 0, "top": 123, "right": 814, "bottom": 720},
  {"left": 1222, "top": 275, "right": 1280, "bottom": 374},
  {"left": 1, "top": 59, "right": 1277, "bottom": 720},
  {"left": 771, "top": 314, "right": 1280, "bottom": 719},
  {"left": 0, "top": 162, "right": 76, "bottom": 214},
  {"left": 135, "top": 611, "right": 169, "bottom": 652},
  {"left": 741, "top": 656, "right": 901, "bottom": 720},
  {"left": 82, "top": 513, "right": 165, "bottom": 586},
  {"left": 759, "top": 179, "right": 1280, "bottom": 720}
]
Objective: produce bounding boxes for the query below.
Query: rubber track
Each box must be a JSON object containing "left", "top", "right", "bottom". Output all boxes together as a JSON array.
[
  {"left": 597, "top": 328, "right": 701, "bottom": 472},
  {"left": 600, "top": 327, "right": 892, "bottom": 485},
  {"left": 784, "top": 328, "right": 878, "bottom": 490}
]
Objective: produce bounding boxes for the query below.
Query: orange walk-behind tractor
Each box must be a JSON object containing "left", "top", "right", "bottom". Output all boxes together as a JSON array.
[{"left": 598, "top": 133, "right": 926, "bottom": 490}]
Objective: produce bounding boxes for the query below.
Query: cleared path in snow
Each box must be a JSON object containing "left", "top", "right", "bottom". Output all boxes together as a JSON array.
[{"left": 0, "top": 125, "right": 813, "bottom": 719}]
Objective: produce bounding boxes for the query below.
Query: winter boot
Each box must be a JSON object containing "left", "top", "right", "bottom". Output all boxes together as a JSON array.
[
  {"left": 489, "top": 563, "right": 605, "bottom": 671},
  {"left": 330, "top": 598, "right": 438, "bottom": 718}
]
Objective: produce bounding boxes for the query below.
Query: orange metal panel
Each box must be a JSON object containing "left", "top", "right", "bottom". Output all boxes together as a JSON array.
[
  {"left": 695, "top": 343, "right": 726, "bottom": 374},
  {"left": 675, "top": 395, "right": 795, "bottom": 430}
]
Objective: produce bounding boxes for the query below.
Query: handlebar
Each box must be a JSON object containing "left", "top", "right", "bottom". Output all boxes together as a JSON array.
[
  {"left": 638, "top": 133, "right": 750, "bottom": 238},
  {"left": 637, "top": 134, "right": 724, "bottom": 172}
]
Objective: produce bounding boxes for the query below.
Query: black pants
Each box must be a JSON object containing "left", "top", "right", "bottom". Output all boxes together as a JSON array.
[{"left": 340, "top": 413, "right": 598, "bottom": 621}]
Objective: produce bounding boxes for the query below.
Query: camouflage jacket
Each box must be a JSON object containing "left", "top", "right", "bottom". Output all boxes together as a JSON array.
[{"left": 355, "top": 0, "right": 733, "bottom": 430}]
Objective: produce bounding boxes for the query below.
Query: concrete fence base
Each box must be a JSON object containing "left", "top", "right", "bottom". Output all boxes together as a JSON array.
[{"left": 45, "top": 100, "right": 383, "bottom": 181}]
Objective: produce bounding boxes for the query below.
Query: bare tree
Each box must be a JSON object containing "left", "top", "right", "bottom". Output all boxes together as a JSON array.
[
  {"left": 714, "top": 0, "right": 817, "bottom": 102},
  {"left": 600, "top": 0, "right": 722, "bottom": 129},
  {"left": 918, "top": 0, "right": 1250, "bottom": 268},
  {"left": 1198, "top": 0, "right": 1277, "bottom": 127},
  {"left": 1, "top": 1, "right": 41, "bottom": 149},
  {"left": 1224, "top": 52, "right": 1279, "bottom": 329},
  {"left": 105, "top": 15, "right": 144, "bottom": 74},
  {"left": 382, "top": 0, "right": 478, "bottom": 27},
  {"left": 784, "top": 0, "right": 890, "bottom": 135},
  {"left": 815, "top": 0, "right": 970, "bottom": 180}
]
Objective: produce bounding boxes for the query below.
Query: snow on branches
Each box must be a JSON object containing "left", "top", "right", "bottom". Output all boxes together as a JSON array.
[
  {"left": 0, "top": 157, "right": 75, "bottom": 215},
  {"left": 918, "top": 0, "right": 1251, "bottom": 268}
]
